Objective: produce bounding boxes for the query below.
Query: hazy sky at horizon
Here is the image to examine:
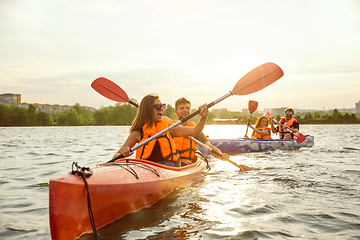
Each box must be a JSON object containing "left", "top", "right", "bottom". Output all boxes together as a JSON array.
[{"left": 1, "top": 0, "right": 359, "bottom": 112}]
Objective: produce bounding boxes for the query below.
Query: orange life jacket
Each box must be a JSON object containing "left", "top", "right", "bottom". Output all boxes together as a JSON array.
[
  {"left": 173, "top": 122, "right": 197, "bottom": 162},
  {"left": 279, "top": 118, "right": 297, "bottom": 139},
  {"left": 252, "top": 127, "right": 271, "bottom": 140},
  {"left": 136, "top": 116, "right": 179, "bottom": 162}
]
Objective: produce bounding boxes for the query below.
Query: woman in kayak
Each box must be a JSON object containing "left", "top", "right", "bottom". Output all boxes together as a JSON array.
[
  {"left": 113, "top": 93, "right": 208, "bottom": 167},
  {"left": 246, "top": 115, "right": 271, "bottom": 140}
]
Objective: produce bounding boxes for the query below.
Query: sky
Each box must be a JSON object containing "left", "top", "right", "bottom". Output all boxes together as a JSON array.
[{"left": 1, "top": 0, "right": 359, "bottom": 112}]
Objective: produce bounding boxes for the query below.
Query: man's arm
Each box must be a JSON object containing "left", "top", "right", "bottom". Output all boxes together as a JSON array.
[{"left": 270, "top": 119, "right": 278, "bottom": 134}]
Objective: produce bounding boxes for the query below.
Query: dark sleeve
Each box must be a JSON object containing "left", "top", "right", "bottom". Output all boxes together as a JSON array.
[
  {"left": 293, "top": 121, "right": 299, "bottom": 130},
  {"left": 194, "top": 132, "right": 208, "bottom": 144}
]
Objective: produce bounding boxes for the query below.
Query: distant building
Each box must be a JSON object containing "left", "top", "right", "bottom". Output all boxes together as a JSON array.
[
  {"left": 0, "top": 93, "right": 21, "bottom": 104},
  {"left": 1, "top": 93, "right": 95, "bottom": 113},
  {"left": 264, "top": 107, "right": 287, "bottom": 116},
  {"left": 356, "top": 101, "right": 360, "bottom": 113}
]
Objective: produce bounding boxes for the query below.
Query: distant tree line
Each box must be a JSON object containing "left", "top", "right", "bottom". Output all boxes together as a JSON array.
[
  {"left": 0, "top": 104, "right": 53, "bottom": 126},
  {"left": 0, "top": 103, "right": 359, "bottom": 127}
]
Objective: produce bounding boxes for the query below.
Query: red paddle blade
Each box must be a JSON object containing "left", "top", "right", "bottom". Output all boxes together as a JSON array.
[
  {"left": 232, "top": 62, "right": 283, "bottom": 96},
  {"left": 264, "top": 110, "right": 271, "bottom": 118},
  {"left": 248, "top": 100, "right": 258, "bottom": 113},
  {"left": 238, "top": 164, "right": 252, "bottom": 171},
  {"left": 294, "top": 132, "right": 306, "bottom": 143},
  {"left": 91, "top": 77, "right": 130, "bottom": 103}
]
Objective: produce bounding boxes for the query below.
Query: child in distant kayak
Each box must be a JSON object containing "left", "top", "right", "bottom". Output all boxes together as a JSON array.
[
  {"left": 113, "top": 93, "right": 208, "bottom": 167},
  {"left": 247, "top": 115, "right": 271, "bottom": 140}
]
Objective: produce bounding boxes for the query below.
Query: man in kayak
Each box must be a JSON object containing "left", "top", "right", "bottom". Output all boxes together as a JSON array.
[
  {"left": 270, "top": 107, "right": 299, "bottom": 139},
  {"left": 247, "top": 115, "right": 271, "bottom": 139},
  {"left": 113, "top": 93, "right": 209, "bottom": 167},
  {"left": 173, "top": 97, "right": 230, "bottom": 162}
]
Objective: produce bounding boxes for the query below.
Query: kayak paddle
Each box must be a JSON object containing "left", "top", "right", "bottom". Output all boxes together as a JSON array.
[
  {"left": 264, "top": 110, "right": 306, "bottom": 143},
  {"left": 244, "top": 100, "right": 258, "bottom": 138},
  {"left": 92, "top": 81, "right": 252, "bottom": 170},
  {"left": 189, "top": 137, "right": 251, "bottom": 171},
  {"left": 92, "top": 62, "right": 284, "bottom": 162}
]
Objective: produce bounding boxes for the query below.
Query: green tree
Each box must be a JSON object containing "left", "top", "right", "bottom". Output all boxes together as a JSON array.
[
  {"left": 11, "top": 107, "right": 28, "bottom": 126},
  {"left": 304, "top": 112, "right": 313, "bottom": 121},
  {"left": 94, "top": 109, "right": 108, "bottom": 125},
  {"left": 72, "top": 103, "right": 83, "bottom": 116},
  {"left": 37, "top": 112, "right": 52, "bottom": 125},
  {"left": 56, "top": 113, "right": 68, "bottom": 125},
  {"left": 313, "top": 112, "right": 321, "bottom": 118},
  {"left": 0, "top": 105, "right": 11, "bottom": 126},
  {"left": 27, "top": 105, "right": 37, "bottom": 125},
  {"left": 164, "top": 105, "right": 176, "bottom": 120},
  {"left": 350, "top": 113, "right": 357, "bottom": 122},
  {"left": 332, "top": 109, "right": 342, "bottom": 121},
  {"left": 120, "top": 103, "right": 137, "bottom": 124},
  {"left": 71, "top": 103, "right": 94, "bottom": 125},
  {"left": 66, "top": 109, "right": 83, "bottom": 126},
  {"left": 343, "top": 113, "right": 351, "bottom": 122}
]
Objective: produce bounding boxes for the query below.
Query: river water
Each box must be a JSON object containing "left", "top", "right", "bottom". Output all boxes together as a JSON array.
[{"left": 0, "top": 125, "right": 359, "bottom": 240}]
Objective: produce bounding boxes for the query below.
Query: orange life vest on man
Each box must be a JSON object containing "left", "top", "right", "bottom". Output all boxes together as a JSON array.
[
  {"left": 136, "top": 116, "right": 179, "bottom": 162},
  {"left": 279, "top": 118, "right": 297, "bottom": 139},
  {"left": 173, "top": 122, "right": 197, "bottom": 162},
  {"left": 252, "top": 127, "right": 271, "bottom": 140}
]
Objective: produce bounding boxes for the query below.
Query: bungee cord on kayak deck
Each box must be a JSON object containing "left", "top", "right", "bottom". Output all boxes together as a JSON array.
[
  {"left": 71, "top": 162, "right": 99, "bottom": 238},
  {"left": 104, "top": 160, "right": 161, "bottom": 178}
]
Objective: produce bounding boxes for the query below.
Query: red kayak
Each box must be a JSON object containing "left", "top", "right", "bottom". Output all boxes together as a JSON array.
[{"left": 49, "top": 158, "right": 207, "bottom": 240}]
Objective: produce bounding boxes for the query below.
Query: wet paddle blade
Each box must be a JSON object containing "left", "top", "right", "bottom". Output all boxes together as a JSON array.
[
  {"left": 294, "top": 132, "right": 306, "bottom": 143},
  {"left": 91, "top": 77, "right": 130, "bottom": 103},
  {"left": 238, "top": 164, "right": 252, "bottom": 171},
  {"left": 248, "top": 100, "right": 258, "bottom": 113},
  {"left": 231, "top": 62, "right": 283, "bottom": 96}
]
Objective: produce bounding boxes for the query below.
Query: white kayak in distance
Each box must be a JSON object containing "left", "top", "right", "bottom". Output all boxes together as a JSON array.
[{"left": 198, "top": 136, "right": 314, "bottom": 154}]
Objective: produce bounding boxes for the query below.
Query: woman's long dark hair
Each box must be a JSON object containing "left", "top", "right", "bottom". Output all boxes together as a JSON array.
[{"left": 130, "top": 93, "right": 159, "bottom": 133}]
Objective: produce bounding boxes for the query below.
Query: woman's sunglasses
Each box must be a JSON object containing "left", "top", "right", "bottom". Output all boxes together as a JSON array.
[
  {"left": 154, "top": 103, "right": 166, "bottom": 111},
  {"left": 285, "top": 112, "right": 293, "bottom": 115}
]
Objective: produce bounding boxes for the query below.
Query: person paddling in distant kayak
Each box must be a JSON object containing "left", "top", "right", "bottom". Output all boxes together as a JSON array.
[
  {"left": 173, "top": 97, "right": 230, "bottom": 163},
  {"left": 247, "top": 115, "right": 271, "bottom": 140},
  {"left": 270, "top": 107, "right": 299, "bottom": 139},
  {"left": 113, "top": 93, "right": 208, "bottom": 167}
]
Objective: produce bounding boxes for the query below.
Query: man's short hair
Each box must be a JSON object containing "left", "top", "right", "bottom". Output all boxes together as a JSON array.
[{"left": 175, "top": 97, "right": 191, "bottom": 110}]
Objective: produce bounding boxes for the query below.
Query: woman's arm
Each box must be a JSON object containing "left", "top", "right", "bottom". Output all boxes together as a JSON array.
[{"left": 113, "top": 130, "right": 142, "bottom": 158}]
